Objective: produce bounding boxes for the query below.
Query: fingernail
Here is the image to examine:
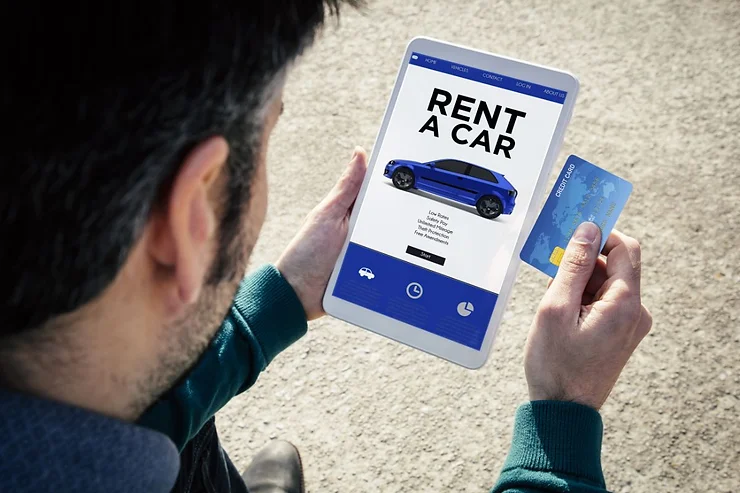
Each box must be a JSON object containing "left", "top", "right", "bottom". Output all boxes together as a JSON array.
[{"left": 573, "top": 222, "right": 600, "bottom": 244}]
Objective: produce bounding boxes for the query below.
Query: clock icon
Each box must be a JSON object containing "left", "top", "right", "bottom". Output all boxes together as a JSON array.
[
  {"left": 406, "top": 282, "right": 423, "bottom": 299},
  {"left": 457, "top": 301, "right": 474, "bottom": 317}
]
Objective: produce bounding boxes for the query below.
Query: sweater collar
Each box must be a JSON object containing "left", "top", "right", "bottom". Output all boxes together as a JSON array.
[{"left": 0, "top": 388, "right": 179, "bottom": 493}]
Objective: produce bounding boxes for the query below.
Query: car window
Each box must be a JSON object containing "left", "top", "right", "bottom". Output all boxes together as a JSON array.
[
  {"left": 436, "top": 160, "right": 469, "bottom": 175},
  {"left": 468, "top": 166, "right": 499, "bottom": 183}
]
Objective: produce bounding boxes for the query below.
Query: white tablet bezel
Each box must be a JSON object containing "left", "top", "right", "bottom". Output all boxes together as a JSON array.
[{"left": 322, "top": 36, "right": 579, "bottom": 369}]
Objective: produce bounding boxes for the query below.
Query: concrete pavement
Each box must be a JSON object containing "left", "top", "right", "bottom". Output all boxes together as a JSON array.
[{"left": 217, "top": 1, "right": 740, "bottom": 491}]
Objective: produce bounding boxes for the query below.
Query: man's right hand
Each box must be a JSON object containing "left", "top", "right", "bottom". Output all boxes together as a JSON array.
[{"left": 524, "top": 222, "right": 652, "bottom": 410}]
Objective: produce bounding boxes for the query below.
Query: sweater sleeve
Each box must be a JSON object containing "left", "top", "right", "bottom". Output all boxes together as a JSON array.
[
  {"left": 491, "top": 401, "right": 608, "bottom": 493},
  {"left": 137, "top": 264, "right": 308, "bottom": 451}
]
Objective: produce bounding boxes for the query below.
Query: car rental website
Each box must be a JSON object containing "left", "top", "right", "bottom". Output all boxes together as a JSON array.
[{"left": 332, "top": 52, "right": 567, "bottom": 350}]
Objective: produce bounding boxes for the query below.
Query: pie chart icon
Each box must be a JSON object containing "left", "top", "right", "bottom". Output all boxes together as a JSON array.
[{"left": 457, "top": 301, "right": 474, "bottom": 317}]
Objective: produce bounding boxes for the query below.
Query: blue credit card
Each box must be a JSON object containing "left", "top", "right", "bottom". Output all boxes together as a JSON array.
[{"left": 520, "top": 155, "right": 632, "bottom": 277}]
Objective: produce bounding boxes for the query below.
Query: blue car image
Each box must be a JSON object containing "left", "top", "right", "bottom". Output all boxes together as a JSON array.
[{"left": 383, "top": 158, "right": 517, "bottom": 219}]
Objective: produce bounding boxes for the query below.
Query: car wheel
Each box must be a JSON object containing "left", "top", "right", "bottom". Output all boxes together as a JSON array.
[
  {"left": 391, "top": 167, "right": 415, "bottom": 190},
  {"left": 476, "top": 195, "right": 503, "bottom": 219}
]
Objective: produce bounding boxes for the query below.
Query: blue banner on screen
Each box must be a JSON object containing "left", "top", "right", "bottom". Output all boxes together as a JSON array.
[
  {"left": 409, "top": 52, "right": 567, "bottom": 104},
  {"left": 333, "top": 242, "right": 498, "bottom": 350}
]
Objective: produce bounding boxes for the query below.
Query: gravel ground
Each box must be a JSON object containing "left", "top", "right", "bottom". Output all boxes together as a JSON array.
[{"left": 216, "top": 1, "right": 740, "bottom": 491}]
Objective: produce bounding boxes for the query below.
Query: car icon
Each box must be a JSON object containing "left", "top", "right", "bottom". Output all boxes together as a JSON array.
[
  {"left": 383, "top": 158, "right": 517, "bottom": 219},
  {"left": 358, "top": 267, "right": 375, "bottom": 279}
]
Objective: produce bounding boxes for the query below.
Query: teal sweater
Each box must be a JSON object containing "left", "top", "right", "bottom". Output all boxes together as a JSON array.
[{"left": 139, "top": 265, "right": 609, "bottom": 492}]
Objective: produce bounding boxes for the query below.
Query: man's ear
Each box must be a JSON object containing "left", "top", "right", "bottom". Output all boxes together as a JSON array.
[{"left": 149, "top": 136, "right": 229, "bottom": 309}]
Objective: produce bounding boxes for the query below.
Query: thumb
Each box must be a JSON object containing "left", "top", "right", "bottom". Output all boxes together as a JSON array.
[
  {"left": 325, "top": 146, "right": 368, "bottom": 212},
  {"left": 545, "top": 222, "right": 601, "bottom": 307}
]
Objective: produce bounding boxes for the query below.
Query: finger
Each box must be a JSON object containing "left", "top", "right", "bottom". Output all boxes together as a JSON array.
[
  {"left": 635, "top": 304, "right": 653, "bottom": 340},
  {"left": 603, "top": 230, "right": 642, "bottom": 292},
  {"left": 585, "top": 256, "right": 608, "bottom": 295},
  {"left": 551, "top": 255, "right": 605, "bottom": 296},
  {"left": 325, "top": 147, "right": 368, "bottom": 212},
  {"left": 602, "top": 229, "right": 629, "bottom": 255},
  {"left": 544, "top": 222, "right": 602, "bottom": 307}
]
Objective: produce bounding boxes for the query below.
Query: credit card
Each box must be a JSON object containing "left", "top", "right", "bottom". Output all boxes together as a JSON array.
[{"left": 520, "top": 155, "right": 632, "bottom": 277}]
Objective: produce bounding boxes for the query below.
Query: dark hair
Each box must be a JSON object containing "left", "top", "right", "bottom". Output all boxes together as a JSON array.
[{"left": 0, "top": 1, "right": 357, "bottom": 335}]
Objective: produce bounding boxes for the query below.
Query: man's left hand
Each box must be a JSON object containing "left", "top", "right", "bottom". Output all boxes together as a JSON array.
[{"left": 276, "top": 147, "right": 367, "bottom": 320}]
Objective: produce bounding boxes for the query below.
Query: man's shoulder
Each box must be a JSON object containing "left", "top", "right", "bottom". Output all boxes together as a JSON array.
[{"left": 0, "top": 389, "right": 179, "bottom": 493}]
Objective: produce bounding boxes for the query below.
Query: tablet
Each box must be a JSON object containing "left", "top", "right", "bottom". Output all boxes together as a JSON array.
[{"left": 323, "top": 37, "right": 579, "bottom": 368}]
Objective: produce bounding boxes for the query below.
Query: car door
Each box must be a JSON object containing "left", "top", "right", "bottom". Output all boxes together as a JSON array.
[
  {"left": 467, "top": 165, "right": 500, "bottom": 201},
  {"left": 414, "top": 160, "right": 450, "bottom": 196},
  {"left": 430, "top": 160, "right": 474, "bottom": 202},
  {"left": 411, "top": 160, "right": 437, "bottom": 190}
]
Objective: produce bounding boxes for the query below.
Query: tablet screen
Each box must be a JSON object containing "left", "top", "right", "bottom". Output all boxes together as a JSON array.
[{"left": 332, "top": 51, "right": 568, "bottom": 350}]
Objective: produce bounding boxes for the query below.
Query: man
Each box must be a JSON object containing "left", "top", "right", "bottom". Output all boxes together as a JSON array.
[{"left": 0, "top": 1, "right": 651, "bottom": 492}]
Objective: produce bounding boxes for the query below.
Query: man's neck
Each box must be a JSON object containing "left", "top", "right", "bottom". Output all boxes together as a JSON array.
[{"left": 0, "top": 337, "right": 142, "bottom": 421}]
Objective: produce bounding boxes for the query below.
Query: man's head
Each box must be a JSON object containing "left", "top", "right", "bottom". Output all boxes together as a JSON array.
[{"left": 0, "top": 1, "right": 356, "bottom": 419}]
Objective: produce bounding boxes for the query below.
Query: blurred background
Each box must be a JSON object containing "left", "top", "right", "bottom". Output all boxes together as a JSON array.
[{"left": 217, "top": 1, "right": 740, "bottom": 491}]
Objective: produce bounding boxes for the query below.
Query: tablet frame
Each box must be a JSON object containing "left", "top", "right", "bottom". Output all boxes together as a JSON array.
[{"left": 322, "top": 36, "right": 579, "bottom": 369}]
